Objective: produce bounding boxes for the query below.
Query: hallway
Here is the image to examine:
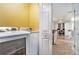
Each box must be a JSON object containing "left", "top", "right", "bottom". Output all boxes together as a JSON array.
[{"left": 52, "top": 37, "right": 74, "bottom": 55}]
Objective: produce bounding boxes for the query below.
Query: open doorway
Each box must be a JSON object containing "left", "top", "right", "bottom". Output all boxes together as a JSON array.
[{"left": 52, "top": 3, "right": 75, "bottom": 55}]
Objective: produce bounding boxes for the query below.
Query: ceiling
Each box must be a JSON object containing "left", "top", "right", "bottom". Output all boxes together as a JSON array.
[{"left": 52, "top": 3, "right": 74, "bottom": 23}]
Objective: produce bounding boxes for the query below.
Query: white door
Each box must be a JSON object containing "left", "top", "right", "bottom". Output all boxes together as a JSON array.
[
  {"left": 39, "top": 3, "right": 52, "bottom": 55},
  {"left": 74, "top": 4, "right": 79, "bottom": 55}
]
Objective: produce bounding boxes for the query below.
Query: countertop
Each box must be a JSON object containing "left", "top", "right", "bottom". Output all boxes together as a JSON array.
[
  {"left": 0, "top": 31, "right": 30, "bottom": 38},
  {"left": 0, "top": 31, "right": 30, "bottom": 43}
]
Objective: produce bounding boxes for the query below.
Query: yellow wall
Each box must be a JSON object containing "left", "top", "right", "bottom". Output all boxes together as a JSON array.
[
  {"left": 0, "top": 4, "right": 39, "bottom": 31},
  {"left": 29, "top": 4, "right": 39, "bottom": 31},
  {"left": 0, "top": 4, "right": 29, "bottom": 28}
]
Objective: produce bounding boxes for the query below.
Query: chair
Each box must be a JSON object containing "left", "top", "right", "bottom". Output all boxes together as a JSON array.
[
  {"left": 10, "top": 27, "right": 18, "bottom": 31},
  {"left": 20, "top": 27, "right": 29, "bottom": 31}
]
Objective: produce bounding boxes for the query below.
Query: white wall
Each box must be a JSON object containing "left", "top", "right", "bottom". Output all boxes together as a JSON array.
[
  {"left": 27, "top": 32, "right": 39, "bottom": 55},
  {"left": 29, "top": 32, "right": 39, "bottom": 55}
]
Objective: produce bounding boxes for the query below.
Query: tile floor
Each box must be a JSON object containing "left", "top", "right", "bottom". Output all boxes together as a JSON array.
[{"left": 52, "top": 36, "right": 74, "bottom": 55}]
